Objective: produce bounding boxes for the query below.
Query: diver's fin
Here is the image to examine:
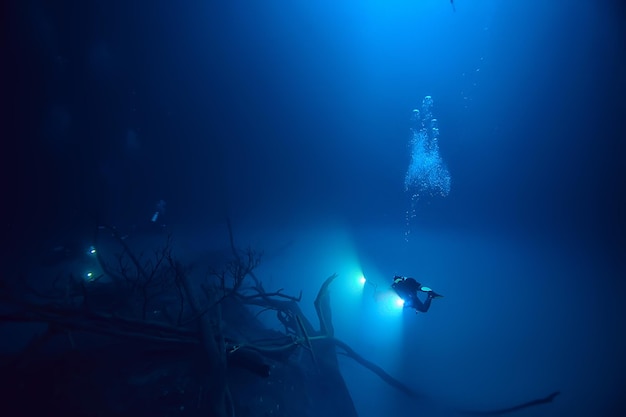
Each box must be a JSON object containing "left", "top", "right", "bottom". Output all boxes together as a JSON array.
[{"left": 429, "top": 291, "right": 444, "bottom": 299}]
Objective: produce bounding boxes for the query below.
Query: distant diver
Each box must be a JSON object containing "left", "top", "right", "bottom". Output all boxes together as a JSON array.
[
  {"left": 451, "top": 0, "right": 456, "bottom": 12},
  {"left": 392, "top": 276, "right": 443, "bottom": 313},
  {"left": 151, "top": 199, "right": 167, "bottom": 223}
]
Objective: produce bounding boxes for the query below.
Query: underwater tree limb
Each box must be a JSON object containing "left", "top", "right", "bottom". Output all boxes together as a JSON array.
[
  {"left": 458, "top": 391, "right": 561, "bottom": 416},
  {"left": 10, "top": 219, "right": 560, "bottom": 417},
  {"left": 239, "top": 287, "right": 302, "bottom": 302},
  {"left": 314, "top": 273, "right": 338, "bottom": 337},
  {"left": 236, "top": 292, "right": 316, "bottom": 336},
  {"left": 0, "top": 297, "right": 418, "bottom": 401},
  {"left": 5, "top": 327, "right": 58, "bottom": 370},
  {"left": 96, "top": 225, "right": 150, "bottom": 282},
  {"left": 295, "top": 313, "right": 319, "bottom": 370},
  {"left": 0, "top": 303, "right": 200, "bottom": 345},
  {"left": 332, "top": 336, "right": 560, "bottom": 415},
  {"left": 333, "top": 337, "right": 420, "bottom": 398},
  {"left": 312, "top": 276, "right": 560, "bottom": 415},
  {"left": 179, "top": 270, "right": 231, "bottom": 417}
]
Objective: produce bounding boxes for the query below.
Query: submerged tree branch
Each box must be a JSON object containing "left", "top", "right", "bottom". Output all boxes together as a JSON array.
[
  {"left": 314, "top": 273, "right": 338, "bottom": 337},
  {"left": 458, "top": 391, "right": 561, "bottom": 416},
  {"left": 5, "top": 222, "right": 560, "bottom": 417},
  {"left": 333, "top": 337, "right": 420, "bottom": 398}
]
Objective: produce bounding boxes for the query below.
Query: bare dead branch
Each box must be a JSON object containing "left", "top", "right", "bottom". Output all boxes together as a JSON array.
[{"left": 314, "top": 273, "right": 338, "bottom": 337}]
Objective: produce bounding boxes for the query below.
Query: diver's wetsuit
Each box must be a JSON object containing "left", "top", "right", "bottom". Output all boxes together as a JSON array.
[{"left": 392, "top": 277, "right": 433, "bottom": 313}]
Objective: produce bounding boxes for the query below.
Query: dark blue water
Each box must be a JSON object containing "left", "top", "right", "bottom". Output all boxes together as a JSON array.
[{"left": 3, "top": 1, "right": 624, "bottom": 416}]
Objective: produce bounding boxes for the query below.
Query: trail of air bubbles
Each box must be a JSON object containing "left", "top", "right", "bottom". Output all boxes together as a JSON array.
[{"left": 404, "top": 96, "right": 450, "bottom": 241}]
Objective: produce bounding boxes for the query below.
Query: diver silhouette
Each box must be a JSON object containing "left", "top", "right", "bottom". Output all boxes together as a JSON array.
[{"left": 392, "top": 276, "right": 443, "bottom": 313}]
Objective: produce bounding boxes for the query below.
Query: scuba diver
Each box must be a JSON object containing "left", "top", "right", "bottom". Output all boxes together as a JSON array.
[{"left": 392, "top": 276, "right": 443, "bottom": 313}]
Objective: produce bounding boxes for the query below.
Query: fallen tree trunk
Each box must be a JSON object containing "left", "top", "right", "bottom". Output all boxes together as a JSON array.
[
  {"left": 178, "top": 260, "right": 233, "bottom": 417},
  {"left": 1, "top": 223, "right": 560, "bottom": 417}
]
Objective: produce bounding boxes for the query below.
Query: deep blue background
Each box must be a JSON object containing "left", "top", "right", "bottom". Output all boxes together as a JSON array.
[
  {"left": 2, "top": 1, "right": 625, "bottom": 416},
  {"left": 3, "top": 1, "right": 625, "bottom": 247}
]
